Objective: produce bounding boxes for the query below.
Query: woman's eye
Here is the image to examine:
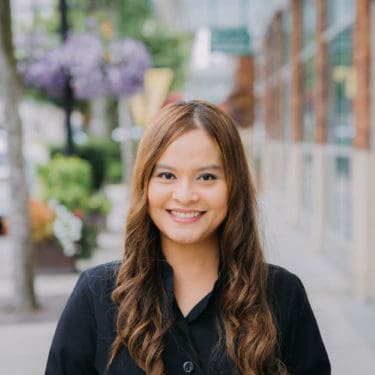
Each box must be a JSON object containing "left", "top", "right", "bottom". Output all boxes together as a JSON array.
[
  {"left": 157, "top": 172, "right": 175, "bottom": 180},
  {"left": 198, "top": 173, "right": 217, "bottom": 181}
]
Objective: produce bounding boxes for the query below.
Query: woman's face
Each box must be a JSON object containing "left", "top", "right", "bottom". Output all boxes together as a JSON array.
[{"left": 147, "top": 128, "right": 228, "bottom": 250}]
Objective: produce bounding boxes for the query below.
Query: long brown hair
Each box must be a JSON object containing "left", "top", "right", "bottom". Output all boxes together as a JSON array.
[{"left": 110, "top": 100, "right": 285, "bottom": 374}]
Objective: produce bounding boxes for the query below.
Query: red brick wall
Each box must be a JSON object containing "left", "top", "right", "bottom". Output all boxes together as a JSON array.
[
  {"left": 354, "top": 0, "right": 371, "bottom": 149},
  {"left": 291, "top": 0, "right": 302, "bottom": 142},
  {"left": 315, "top": 0, "right": 327, "bottom": 144}
]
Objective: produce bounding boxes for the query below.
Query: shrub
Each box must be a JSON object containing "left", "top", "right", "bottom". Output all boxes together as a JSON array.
[
  {"left": 75, "top": 141, "right": 108, "bottom": 190},
  {"left": 38, "top": 155, "right": 92, "bottom": 213},
  {"left": 37, "top": 154, "right": 111, "bottom": 259},
  {"left": 50, "top": 137, "right": 122, "bottom": 186}
]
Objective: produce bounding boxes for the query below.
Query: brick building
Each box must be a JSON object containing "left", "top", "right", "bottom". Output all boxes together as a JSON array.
[{"left": 256, "top": 0, "right": 374, "bottom": 301}]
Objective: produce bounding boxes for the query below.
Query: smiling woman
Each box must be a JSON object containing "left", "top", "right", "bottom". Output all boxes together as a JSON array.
[
  {"left": 46, "top": 100, "right": 330, "bottom": 375},
  {"left": 148, "top": 129, "right": 228, "bottom": 251}
]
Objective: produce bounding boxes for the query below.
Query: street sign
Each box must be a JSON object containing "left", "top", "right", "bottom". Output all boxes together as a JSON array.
[{"left": 210, "top": 27, "right": 251, "bottom": 55}]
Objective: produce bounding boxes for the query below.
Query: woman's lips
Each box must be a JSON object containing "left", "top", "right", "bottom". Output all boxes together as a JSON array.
[{"left": 167, "top": 209, "right": 205, "bottom": 223}]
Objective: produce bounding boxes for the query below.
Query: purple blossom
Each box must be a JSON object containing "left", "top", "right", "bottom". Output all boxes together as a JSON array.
[
  {"left": 23, "top": 48, "right": 67, "bottom": 98},
  {"left": 18, "top": 33, "right": 152, "bottom": 100},
  {"left": 105, "top": 38, "right": 151, "bottom": 97}
]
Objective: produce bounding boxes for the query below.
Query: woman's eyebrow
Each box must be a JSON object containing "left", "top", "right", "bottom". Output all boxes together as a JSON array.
[{"left": 154, "top": 164, "right": 223, "bottom": 172}]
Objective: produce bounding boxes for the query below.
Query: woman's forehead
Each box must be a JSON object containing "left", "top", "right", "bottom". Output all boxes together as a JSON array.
[{"left": 157, "top": 129, "right": 222, "bottom": 161}]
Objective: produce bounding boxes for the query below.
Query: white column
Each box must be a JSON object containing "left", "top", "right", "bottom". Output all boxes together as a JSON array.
[
  {"left": 287, "top": 142, "right": 302, "bottom": 227},
  {"left": 312, "top": 144, "right": 326, "bottom": 253},
  {"left": 351, "top": 150, "right": 373, "bottom": 301}
]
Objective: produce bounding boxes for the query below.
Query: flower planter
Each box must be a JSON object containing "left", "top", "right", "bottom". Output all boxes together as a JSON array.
[{"left": 35, "top": 239, "right": 76, "bottom": 274}]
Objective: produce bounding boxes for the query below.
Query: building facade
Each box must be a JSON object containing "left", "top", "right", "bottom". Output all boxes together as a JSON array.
[{"left": 257, "top": 0, "right": 374, "bottom": 301}]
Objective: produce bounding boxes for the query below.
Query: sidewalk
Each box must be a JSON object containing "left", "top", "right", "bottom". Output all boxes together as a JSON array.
[
  {"left": 259, "top": 196, "right": 375, "bottom": 375},
  {"left": 0, "top": 186, "right": 374, "bottom": 374}
]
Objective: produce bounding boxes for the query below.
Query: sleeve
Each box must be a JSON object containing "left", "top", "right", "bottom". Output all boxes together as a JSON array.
[
  {"left": 283, "top": 277, "right": 331, "bottom": 375},
  {"left": 45, "top": 271, "right": 98, "bottom": 375}
]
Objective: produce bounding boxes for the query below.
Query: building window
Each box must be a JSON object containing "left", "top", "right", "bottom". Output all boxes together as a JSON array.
[
  {"left": 326, "top": 0, "right": 355, "bottom": 26},
  {"left": 326, "top": 153, "right": 351, "bottom": 240},
  {"left": 326, "top": 26, "right": 354, "bottom": 145},
  {"left": 302, "top": 0, "right": 316, "bottom": 47},
  {"left": 302, "top": 56, "right": 315, "bottom": 142}
]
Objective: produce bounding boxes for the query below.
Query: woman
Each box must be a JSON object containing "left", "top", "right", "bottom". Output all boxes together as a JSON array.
[{"left": 46, "top": 100, "right": 330, "bottom": 374}]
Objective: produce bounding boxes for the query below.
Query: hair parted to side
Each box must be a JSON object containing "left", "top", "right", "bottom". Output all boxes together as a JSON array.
[{"left": 110, "top": 100, "right": 286, "bottom": 374}]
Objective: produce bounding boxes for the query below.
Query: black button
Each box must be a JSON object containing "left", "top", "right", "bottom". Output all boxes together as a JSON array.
[{"left": 183, "top": 361, "right": 194, "bottom": 373}]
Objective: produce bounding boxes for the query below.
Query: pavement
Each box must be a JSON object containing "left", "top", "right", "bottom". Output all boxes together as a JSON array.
[
  {"left": 0, "top": 184, "right": 374, "bottom": 374},
  {"left": 259, "top": 196, "right": 375, "bottom": 375}
]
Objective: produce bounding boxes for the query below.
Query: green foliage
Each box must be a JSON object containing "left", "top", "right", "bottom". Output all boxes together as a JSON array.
[
  {"left": 76, "top": 141, "right": 108, "bottom": 190},
  {"left": 114, "top": 0, "right": 151, "bottom": 39},
  {"left": 38, "top": 153, "right": 113, "bottom": 259},
  {"left": 96, "top": 137, "right": 122, "bottom": 183},
  {"left": 76, "top": 223, "right": 98, "bottom": 258},
  {"left": 88, "top": 191, "right": 111, "bottom": 215},
  {"left": 38, "top": 155, "right": 92, "bottom": 212},
  {"left": 106, "top": 161, "right": 122, "bottom": 183},
  {"left": 142, "top": 27, "right": 193, "bottom": 90},
  {"left": 113, "top": 1, "right": 193, "bottom": 90},
  {"left": 50, "top": 137, "right": 122, "bottom": 187},
  {"left": 78, "top": 137, "right": 122, "bottom": 185}
]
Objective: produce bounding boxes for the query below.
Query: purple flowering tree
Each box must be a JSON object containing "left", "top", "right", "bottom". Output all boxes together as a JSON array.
[{"left": 19, "top": 33, "right": 151, "bottom": 100}]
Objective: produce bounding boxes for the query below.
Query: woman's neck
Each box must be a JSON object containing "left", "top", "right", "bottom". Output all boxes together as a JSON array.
[
  {"left": 161, "top": 239, "right": 220, "bottom": 316},
  {"left": 162, "top": 239, "right": 219, "bottom": 278}
]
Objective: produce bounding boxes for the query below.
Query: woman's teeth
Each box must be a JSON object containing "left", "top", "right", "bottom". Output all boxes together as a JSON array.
[{"left": 170, "top": 211, "right": 201, "bottom": 218}]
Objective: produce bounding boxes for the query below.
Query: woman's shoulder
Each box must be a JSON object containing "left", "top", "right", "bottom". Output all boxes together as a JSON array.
[
  {"left": 83, "top": 260, "right": 121, "bottom": 281},
  {"left": 266, "top": 263, "right": 304, "bottom": 286},
  {"left": 266, "top": 263, "right": 308, "bottom": 309},
  {"left": 77, "top": 260, "right": 121, "bottom": 299}
]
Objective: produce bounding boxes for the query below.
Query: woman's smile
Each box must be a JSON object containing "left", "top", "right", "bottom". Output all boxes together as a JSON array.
[{"left": 167, "top": 209, "right": 206, "bottom": 223}]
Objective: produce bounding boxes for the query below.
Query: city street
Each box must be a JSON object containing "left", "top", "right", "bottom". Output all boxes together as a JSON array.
[{"left": 1, "top": 0, "right": 375, "bottom": 374}]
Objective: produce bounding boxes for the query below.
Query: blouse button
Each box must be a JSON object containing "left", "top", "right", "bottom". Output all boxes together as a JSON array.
[{"left": 183, "top": 361, "right": 195, "bottom": 373}]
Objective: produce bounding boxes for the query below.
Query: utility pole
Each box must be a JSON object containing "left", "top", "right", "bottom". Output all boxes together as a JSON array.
[{"left": 59, "top": 0, "right": 74, "bottom": 155}]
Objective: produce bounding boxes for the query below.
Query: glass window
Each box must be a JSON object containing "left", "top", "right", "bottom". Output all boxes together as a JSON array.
[
  {"left": 302, "top": 57, "right": 315, "bottom": 142},
  {"left": 326, "top": 0, "right": 355, "bottom": 26},
  {"left": 302, "top": 0, "right": 316, "bottom": 47},
  {"left": 326, "top": 26, "right": 354, "bottom": 145},
  {"left": 326, "top": 154, "right": 351, "bottom": 240},
  {"left": 301, "top": 152, "right": 313, "bottom": 212}
]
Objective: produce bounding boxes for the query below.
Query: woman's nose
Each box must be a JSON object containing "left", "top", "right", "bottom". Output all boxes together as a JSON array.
[{"left": 172, "top": 182, "right": 199, "bottom": 203}]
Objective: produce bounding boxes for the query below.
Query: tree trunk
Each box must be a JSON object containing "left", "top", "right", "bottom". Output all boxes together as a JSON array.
[{"left": 0, "top": 0, "right": 38, "bottom": 309}]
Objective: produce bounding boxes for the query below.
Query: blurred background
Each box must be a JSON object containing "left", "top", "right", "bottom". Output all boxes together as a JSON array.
[{"left": 0, "top": 0, "right": 374, "bottom": 374}]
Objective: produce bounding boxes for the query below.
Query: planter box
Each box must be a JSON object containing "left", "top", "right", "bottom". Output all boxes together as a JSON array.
[{"left": 35, "top": 239, "right": 76, "bottom": 274}]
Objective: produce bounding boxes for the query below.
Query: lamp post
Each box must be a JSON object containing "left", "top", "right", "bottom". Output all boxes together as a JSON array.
[{"left": 59, "top": 0, "right": 74, "bottom": 155}]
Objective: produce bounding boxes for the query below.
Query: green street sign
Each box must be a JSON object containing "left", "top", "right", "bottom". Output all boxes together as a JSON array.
[{"left": 210, "top": 27, "right": 252, "bottom": 55}]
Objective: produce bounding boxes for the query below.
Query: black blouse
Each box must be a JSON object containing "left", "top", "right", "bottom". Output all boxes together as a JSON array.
[{"left": 45, "top": 261, "right": 330, "bottom": 374}]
